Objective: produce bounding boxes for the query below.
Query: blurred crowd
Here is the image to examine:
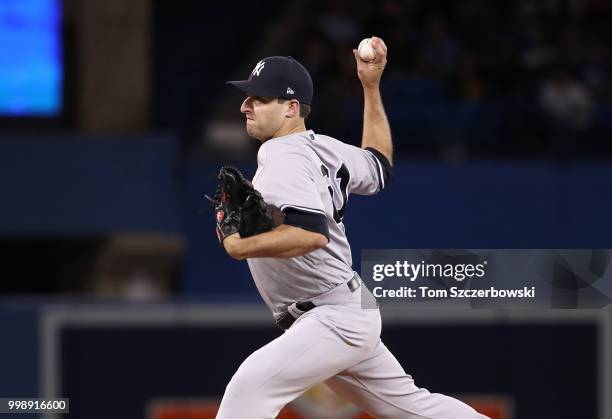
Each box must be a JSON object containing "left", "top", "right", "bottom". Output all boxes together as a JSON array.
[{"left": 288, "top": 0, "right": 612, "bottom": 158}]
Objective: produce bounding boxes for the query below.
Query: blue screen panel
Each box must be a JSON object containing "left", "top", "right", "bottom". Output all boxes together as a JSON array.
[{"left": 0, "top": 0, "right": 62, "bottom": 116}]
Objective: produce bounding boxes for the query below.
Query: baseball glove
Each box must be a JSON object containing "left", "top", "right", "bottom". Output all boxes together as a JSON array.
[{"left": 206, "top": 166, "right": 284, "bottom": 243}]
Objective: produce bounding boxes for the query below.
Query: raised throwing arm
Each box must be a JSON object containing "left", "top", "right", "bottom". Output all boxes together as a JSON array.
[{"left": 353, "top": 36, "right": 393, "bottom": 166}]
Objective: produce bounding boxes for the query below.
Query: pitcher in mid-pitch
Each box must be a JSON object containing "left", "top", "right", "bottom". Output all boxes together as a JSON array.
[{"left": 215, "top": 36, "right": 488, "bottom": 419}]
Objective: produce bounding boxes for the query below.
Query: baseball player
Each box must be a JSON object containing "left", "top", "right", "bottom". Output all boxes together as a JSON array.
[{"left": 214, "top": 37, "right": 488, "bottom": 419}]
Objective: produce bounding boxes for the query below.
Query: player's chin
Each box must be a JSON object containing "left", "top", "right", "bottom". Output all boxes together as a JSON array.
[{"left": 245, "top": 124, "right": 262, "bottom": 140}]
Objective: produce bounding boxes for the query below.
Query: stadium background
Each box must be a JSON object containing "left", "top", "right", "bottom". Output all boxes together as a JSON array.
[{"left": 1, "top": 0, "right": 611, "bottom": 418}]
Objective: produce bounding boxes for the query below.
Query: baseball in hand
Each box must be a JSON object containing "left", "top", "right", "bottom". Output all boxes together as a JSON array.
[{"left": 357, "top": 38, "right": 376, "bottom": 62}]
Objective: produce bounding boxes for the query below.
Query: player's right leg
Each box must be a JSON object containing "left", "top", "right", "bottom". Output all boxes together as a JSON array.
[{"left": 325, "top": 340, "right": 489, "bottom": 419}]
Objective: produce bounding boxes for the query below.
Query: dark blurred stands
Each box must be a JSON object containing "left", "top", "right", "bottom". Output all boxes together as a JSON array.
[
  {"left": 0, "top": 0, "right": 284, "bottom": 296},
  {"left": 152, "top": 0, "right": 286, "bottom": 159},
  {"left": 267, "top": 0, "right": 612, "bottom": 158},
  {"left": 2, "top": 0, "right": 612, "bottom": 298}
]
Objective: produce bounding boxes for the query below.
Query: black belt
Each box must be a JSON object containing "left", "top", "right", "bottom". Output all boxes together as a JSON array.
[{"left": 276, "top": 275, "right": 361, "bottom": 331}]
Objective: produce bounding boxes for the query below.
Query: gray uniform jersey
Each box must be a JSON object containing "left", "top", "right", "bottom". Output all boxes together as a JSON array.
[{"left": 247, "top": 129, "right": 386, "bottom": 314}]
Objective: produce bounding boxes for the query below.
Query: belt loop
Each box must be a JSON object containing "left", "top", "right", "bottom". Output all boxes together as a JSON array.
[
  {"left": 287, "top": 302, "right": 304, "bottom": 318},
  {"left": 347, "top": 274, "right": 361, "bottom": 292},
  {"left": 277, "top": 301, "right": 316, "bottom": 331}
]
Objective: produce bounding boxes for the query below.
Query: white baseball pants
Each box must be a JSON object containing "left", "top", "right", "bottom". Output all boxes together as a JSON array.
[{"left": 216, "top": 289, "right": 489, "bottom": 419}]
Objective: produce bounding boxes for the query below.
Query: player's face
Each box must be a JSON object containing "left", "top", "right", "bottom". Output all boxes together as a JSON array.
[{"left": 240, "top": 96, "right": 287, "bottom": 141}]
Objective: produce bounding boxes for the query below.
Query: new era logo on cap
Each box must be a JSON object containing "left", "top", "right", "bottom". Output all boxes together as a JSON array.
[{"left": 226, "top": 56, "right": 314, "bottom": 105}]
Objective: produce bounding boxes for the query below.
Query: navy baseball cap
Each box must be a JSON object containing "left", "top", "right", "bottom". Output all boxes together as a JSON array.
[{"left": 226, "top": 56, "right": 313, "bottom": 105}]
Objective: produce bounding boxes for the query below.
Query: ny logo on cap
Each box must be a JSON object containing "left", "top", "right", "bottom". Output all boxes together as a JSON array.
[
  {"left": 286, "top": 87, "right": 294, "bottom": 95},
  {"left": 251, "top": 60, "right": 265, "bottom": 77}
]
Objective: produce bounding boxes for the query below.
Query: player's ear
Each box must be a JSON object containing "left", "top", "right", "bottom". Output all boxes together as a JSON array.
[{"left": 285, "top": 100, "right": 299, "bottom": 118}]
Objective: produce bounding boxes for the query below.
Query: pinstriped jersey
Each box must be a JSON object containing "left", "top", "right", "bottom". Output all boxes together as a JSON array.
[{"left": 247, "top": 130, "right": 387, "bottom": 314}]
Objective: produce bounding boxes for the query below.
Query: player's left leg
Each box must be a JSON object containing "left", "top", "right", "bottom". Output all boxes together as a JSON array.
[
  {"left": 215, "top": 305, "right": 380, "bottom": 419},
  {"left": 325, "top": 339, "right": 489, "bottom": 419}
]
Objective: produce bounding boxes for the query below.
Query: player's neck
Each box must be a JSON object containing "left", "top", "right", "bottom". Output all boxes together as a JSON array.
[{"left": 270, "top": 121, "right": 307, "bottom": 141}]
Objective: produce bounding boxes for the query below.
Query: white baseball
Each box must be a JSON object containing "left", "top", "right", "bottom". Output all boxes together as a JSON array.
[{"left": 358, "top": 38, "right": 376, "bottom": 62}]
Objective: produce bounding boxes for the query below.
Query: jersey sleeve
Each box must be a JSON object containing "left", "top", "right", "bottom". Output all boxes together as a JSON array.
[
  {"left": 253, "top": 143, "right": 329, "bottom": 238},
  {"left": 342, "top": 143, "right": 392, "bottom": 195}
]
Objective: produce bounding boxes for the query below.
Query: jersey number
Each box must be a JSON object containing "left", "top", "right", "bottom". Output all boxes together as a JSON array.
[{"left": 321, "top": 163, "right": 350, "bottom": 223}]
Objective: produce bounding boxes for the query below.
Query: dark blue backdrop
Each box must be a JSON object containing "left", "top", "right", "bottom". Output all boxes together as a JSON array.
[
  {"left": 0, "top": 137, "right": 611, "bottom": 298},
  {"left": 184, "top": 160, "right": 612, "bottom": 298}
]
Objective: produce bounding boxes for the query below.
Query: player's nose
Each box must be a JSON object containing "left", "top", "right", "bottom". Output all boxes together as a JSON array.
[{"left": 240, "top": 97, "right": 253, "bottom": 114}]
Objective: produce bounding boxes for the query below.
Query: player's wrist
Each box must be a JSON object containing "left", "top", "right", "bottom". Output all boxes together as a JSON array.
[
  {"left": 361, "top": 82, "right": 381, "bottom": 92},
  {"left": 222, "top": 234, "right": 244, "bottom": 259}
]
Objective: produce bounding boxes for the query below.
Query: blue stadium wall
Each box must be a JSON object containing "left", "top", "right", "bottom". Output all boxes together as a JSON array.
[{"left": 0, "top": 137, "right": 611, "bottom": 297}]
